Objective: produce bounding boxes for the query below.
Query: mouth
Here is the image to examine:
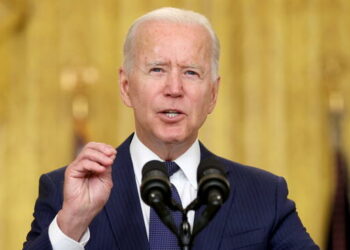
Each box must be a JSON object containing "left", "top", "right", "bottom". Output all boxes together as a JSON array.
[{"left": 160, "top": 109, "right": 184, "bottom": 118}]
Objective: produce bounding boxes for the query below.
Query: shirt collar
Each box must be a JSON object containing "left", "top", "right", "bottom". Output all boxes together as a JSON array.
[{"left": 130, "top": 133, "right": 199, "bottom": 190}]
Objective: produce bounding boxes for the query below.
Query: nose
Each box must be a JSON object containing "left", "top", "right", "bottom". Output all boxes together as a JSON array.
[{"left": 164, "top": 71, "right": 184, "bottom": 98}]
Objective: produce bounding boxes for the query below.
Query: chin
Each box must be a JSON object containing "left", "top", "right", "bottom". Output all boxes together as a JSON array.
[
  {"left": 155, "top": 129, "right": 193, "bottom": 145},
  {"left": 157, "top": 134, "right": 184, "bottom": 144}
]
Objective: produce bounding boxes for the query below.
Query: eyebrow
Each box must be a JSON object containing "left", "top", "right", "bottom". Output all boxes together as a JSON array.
[
  {"left": 145, "top": 61, "right": 169, "bottom": 67},
  {"left": 182, "top": 64, "right": 202, "bottom": 70},
  {"left": 145, "top": 61, "right": 206, "bottom": 74}
]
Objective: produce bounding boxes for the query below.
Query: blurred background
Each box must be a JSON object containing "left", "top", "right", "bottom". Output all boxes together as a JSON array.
[{"left": 1, "top": 0, "right": 349, "bottom": 249}]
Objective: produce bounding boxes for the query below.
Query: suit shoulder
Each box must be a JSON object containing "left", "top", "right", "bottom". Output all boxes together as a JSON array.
[
  {"left": 216, "top": 156, "right": 282, "bottom": 185},
  {"left": 40, "top": 166, "right": 66, "bottom": 184},
  {"left": 199, "top": 143, "right": 281, "bottom": 184}
]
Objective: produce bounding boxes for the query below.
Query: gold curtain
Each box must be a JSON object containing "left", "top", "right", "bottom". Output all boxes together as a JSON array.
[{"left": 1, "top": 0, "right": 349, "bottom": 249}]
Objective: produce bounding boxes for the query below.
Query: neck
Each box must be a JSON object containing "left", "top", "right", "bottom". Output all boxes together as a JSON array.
[{"left": 136, "top": 133, "right": 197, "bottom": 161}]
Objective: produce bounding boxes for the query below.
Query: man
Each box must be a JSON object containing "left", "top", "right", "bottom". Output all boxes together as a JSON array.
[{"left": 24, "top": 7, "right": 319, "bottom": 250}]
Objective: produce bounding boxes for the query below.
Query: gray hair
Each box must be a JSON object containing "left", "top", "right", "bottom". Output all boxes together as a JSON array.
[{"left": 123, "top": 7, "right": 220, "bottom": 80}]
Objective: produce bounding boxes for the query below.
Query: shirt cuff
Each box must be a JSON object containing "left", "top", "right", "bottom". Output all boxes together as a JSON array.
[{"left": 48, "top": 215, "right": 90, "bottom": 250}]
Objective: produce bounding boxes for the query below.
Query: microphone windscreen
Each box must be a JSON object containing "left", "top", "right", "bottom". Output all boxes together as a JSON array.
[
  {"left": 141, "top": 160, "right": 171, "bottom": 207},
  {"left": 197, "top": 156, "right": 230, "bottom": 204},
  {"left": 197, "top": 157, "right": 226, "bottom": 182},
  {"left": 142, "top": 160, "right": 167, "bottom": 177}
]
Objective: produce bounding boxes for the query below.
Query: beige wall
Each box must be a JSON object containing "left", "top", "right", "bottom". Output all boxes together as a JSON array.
[{"left": 1, "top": 0, "right": 349, "bottom": 249}]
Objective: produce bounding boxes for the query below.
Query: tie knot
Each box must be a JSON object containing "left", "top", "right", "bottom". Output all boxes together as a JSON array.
[{"left": 164, "top": 161, "right": 180, "bottom": 177}]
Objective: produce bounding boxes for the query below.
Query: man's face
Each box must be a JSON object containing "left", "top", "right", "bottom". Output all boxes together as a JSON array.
[{"left": 120, "top": 21, "right": 219, "bottom": 149}]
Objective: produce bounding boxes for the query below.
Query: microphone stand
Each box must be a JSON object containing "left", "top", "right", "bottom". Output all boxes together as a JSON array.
[
  {"left": 179, "top": 214, "right": 191, "bottom": 250},
  {"left": 168, "top": 200, "right": 192, "bottom": 250},
  {"left": 168, "top": 194, "right": 224, "bottom": 250}
]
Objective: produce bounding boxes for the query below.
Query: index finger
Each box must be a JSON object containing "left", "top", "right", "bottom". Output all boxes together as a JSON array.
[{"left": 85, "top": 142, "right": 116, "bottom": 156}]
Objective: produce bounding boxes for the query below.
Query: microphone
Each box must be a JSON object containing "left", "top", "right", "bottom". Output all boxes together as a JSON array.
[
  {"left": 192, "top": 157, "right": 230, "bottom": 236},
  {"left": 140, "top": 160, "right": 179, "bottom": 235},
  {"left": 140, "top": 160, "right": 172, "bottom": 207},
  {"left": 197, "top": 157, "right": 230, "bottom": 206}
]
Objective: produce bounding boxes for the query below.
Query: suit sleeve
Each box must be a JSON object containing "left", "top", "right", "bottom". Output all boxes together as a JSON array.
[
  {"left": 23, "top": 173, "right": 63, "bottom": 250},
  {"left": 270, "top": 177, "right": 319, "bottom": 250}
]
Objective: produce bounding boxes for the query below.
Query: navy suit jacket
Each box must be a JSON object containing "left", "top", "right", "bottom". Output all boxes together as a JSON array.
[{"left": 24, "top": 134, "right": 319, "bottom": 249}]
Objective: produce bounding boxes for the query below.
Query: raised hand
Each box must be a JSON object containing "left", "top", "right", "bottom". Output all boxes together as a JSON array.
[{"left": 57, "top": 142, "right": 116, "bottom": 241}]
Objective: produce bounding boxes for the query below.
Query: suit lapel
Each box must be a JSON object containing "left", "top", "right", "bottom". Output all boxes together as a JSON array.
[
  {"left": 192, "top": 143, "right": 236, "bottom": 250},
  {"left": 104, "top": 135, "right": 149, "bottom": 250}
]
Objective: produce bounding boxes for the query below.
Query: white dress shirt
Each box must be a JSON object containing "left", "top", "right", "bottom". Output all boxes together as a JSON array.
[{"left": 48, "top": 133, "right": 200, "bottom": 249}]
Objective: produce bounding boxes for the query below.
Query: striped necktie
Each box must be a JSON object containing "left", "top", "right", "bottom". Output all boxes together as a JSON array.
[{"left": 149, "top": 161, "right": 182, "bottom": 249}]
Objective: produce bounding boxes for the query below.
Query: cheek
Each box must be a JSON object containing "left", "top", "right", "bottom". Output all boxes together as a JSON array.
[
  {"left": 130, "top": 87, "right": 158, "bottom": 116},
  {"left": 193, "top": 88, "right": 213, "bottom": 112},
  {"left": 128, "top": 83, "right": 147, "bottom": 106}
]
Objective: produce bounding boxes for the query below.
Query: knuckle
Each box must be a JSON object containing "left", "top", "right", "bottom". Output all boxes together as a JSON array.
[
  {"left": 82, "top": 148, "right": 98, "bottom": 161},
  {"left": 80, "top": 159, "right": 89, "bottom": 168},
  {"left": 84, "top": 142, "right": 94, "bottom": 148}
]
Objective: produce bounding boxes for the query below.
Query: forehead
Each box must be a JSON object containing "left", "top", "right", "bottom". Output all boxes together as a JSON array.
[{"left": 132, "top": 20, "right": 212, "bottom": 65}]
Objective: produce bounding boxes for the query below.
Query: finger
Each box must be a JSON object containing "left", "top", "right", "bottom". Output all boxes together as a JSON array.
[
  {"left": 87, "top": 142, "right": 116, "bottom": 156},
  {"left": 85, "top": 142, "right": 116, "bottom": 156},
  {"left": 67, "top": 160, "right": 104, "bottom": 178},
  {"left": 80, "top": 148, "right": 115, "bottom": 166},
  {"left": 70, "top": 159, "right": 107, "bottom": 178},
  {"left": 96, "top": 164, "right": 113, "bottom": 181}
]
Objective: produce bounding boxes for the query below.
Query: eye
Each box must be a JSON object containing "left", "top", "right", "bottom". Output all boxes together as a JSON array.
[
  {"left": 150, "top": 67, "right": 164, "bottom": 73},
  {"left": 185, "top": 70, "right": 200, "bottom": 77}
]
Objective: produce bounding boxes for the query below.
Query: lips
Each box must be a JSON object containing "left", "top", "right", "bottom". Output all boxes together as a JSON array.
[
  {"left": 158, "top": 109, "right": 185, "bottom": 120},
  {"left": 163, "top": 110, "right": 181, "bottom": 118}
]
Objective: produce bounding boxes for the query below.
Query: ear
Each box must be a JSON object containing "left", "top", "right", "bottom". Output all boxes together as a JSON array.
[
  {"left": 119, "top": 67, "right": 133, "bottom": 107},
  {"left": 207, "top": 77, "right": 220, "bottom": 114}
]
